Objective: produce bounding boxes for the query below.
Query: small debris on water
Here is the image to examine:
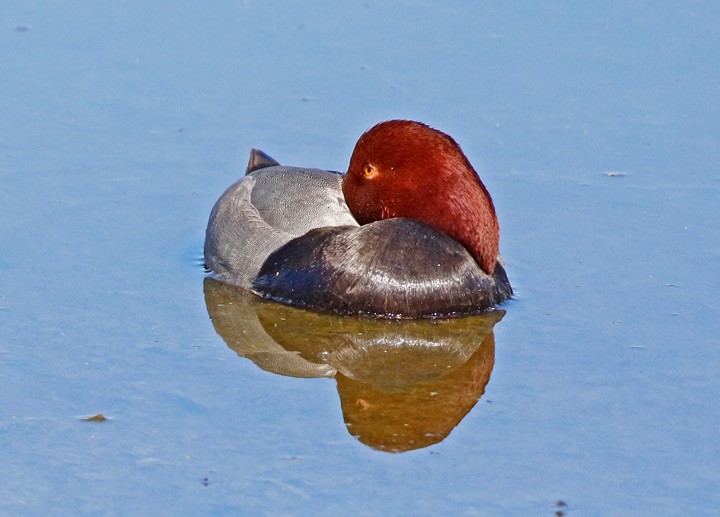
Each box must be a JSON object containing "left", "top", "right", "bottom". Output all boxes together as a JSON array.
[{"left": 81, "top": 413, "right": 108, "bottom": 422}]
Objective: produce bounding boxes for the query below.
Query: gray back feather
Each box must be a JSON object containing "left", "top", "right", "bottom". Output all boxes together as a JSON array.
[{"left": 204, "top": 166, "right": 359, "bottom": 288}]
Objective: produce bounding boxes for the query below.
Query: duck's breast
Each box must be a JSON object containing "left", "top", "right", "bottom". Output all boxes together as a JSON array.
[{"left": 253, "top": 217, "right": 512, "bottom": 318}]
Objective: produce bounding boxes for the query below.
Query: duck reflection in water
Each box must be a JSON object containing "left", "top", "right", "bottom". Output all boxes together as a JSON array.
[{"left": 204, "top": 278, "right": 505, "bottom": 453}]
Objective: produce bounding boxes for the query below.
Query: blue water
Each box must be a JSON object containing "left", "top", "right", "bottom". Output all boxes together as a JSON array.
[{"left": 2, "top": 1, "right": 719, "bottom": 514}]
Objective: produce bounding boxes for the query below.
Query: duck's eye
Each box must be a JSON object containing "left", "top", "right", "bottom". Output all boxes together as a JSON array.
[{"left": 363, "top": 163, "right": 379, "bottom": 179}]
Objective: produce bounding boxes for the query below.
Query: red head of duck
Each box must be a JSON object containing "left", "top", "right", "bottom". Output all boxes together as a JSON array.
[{"left": 342, "top": 120, "right": 500, "bottom": 275}]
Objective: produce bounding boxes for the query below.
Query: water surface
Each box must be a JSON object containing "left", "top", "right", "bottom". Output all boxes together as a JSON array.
[{"left": 1, "top": 1, "right": 719, "bottom": 514}]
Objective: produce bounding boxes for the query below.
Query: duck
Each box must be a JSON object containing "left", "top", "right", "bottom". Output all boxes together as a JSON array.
[{"left": 204, "top": 120, "right": 512, "bottom": 318}]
